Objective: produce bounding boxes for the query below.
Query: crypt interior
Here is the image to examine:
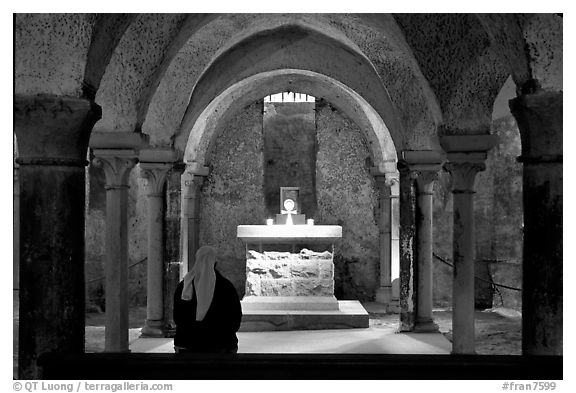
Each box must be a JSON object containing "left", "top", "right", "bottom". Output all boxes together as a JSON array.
[{"left": 13, "top": 13, "right": 562, "bottom": 379}]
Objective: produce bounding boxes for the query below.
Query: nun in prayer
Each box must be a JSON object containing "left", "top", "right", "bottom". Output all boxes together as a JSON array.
[{"left": 173, "top": 246, "right": 242, "bottom": 353}]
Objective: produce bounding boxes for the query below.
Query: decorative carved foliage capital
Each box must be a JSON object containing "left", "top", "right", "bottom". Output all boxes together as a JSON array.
[
  {"left": 181, "top": 172, "right": 207, "bottom": 198},
  {"left": 140, "top": 165, "right": 171, "bottom": 197},
  {"left": 92, "top": 153, "right": 138, "bottom": 190},
  {"left": 443, "top": 161, "right": 486, "bottom": 194},
  {"left": 384, "top": 172, "right": 400, "bottom": 188},
  {"left": 415, "top": 170, "right": 439, "bottom": 195},
  {"left": 375, "top": 172, "right": 399, "bottom": 189}
]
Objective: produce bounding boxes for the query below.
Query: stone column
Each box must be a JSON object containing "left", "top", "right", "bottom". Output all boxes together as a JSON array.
[
  {"left": 181, "top": 163, "right": 209, "bottom": 275},
  {"left": 397, "top": 151, "right": 443, "bottom": 332},
  {"left": 164, "top": 165, "right": 184, "bottom": 336},
  {"left": 510, "top": 91, "right": 562, "bottom": 355},
  {"left": 440, "top": 135, "right": 498, "bottom": 354},
  {"left": 414, "top": 166, "right": 441, "bottom": 332},
  {"left": 91, "top": 133, "right": 146, "bottom": 352},
  {"left": 373, "top": 171, "right": 398, "bottom": 309},
  {"left": 397, "top": 160, "right": 417, "bottom": 331},
  {"left": 139, "top": 149, "right": 177, "bottom": 337},
  {"left": 14, "top": 94, "right": 101, "bottom": 379},
  {"left": 390, "top": 180, "right": 400, "bottom": 305},
  {"left": 13, "top": 160, "right": 20, "bottom": 291}
]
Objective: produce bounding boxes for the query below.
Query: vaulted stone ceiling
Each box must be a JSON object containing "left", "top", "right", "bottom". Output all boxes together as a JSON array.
[{"left": 14, "top": 13, "right": 563, "bottom": 161}]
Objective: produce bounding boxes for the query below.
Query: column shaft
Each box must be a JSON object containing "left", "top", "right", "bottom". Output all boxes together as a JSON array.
[
  {"left": 15, "top": 94, "right": 101, "bottom": 379},
  {"left": 181, "top": 171, "right": 207, "bottom": 274},
  {"left": 164, "top": 168, "right": 183, "bottom": 335},
  {"left": 444, "top": 160, "right": 487, "bottom": 354},
  {"left": 452, "top": 189, "right": 476, "bottom": 353},
  {"left": 140, "top": 163, "right": 170, "bottom": 337},
  {"left": 144, "top": 195, "right": 165, "bottom": 333},
  {"left": 92, "top": 152, "right": 138, "bottom": 352},
  {"left": 441, "top": 135, "right": 497, "bottom": 354},
  {"left": 397, "top": 163, "right": 417, "bottom": 331},
  {"left": 19, "top": 165, "right": 87, "bottom": 378},
  {"left": 390, "top": 187, "right": 400, "bottom": 301},
  {"left": 13, "top": 165, "right": 20, "bottom": 291},
  {"left": 510, "top": 91, "right": 562, "bottom": 355},
  {"left": 375, "top": 178, "right": 392, "bottom": 304},
  {"left": 414, "top": 171, "right": 439, "bottom": 332},
  {"left": 104, "top": 185, "right": 130, "bottom": 351}
]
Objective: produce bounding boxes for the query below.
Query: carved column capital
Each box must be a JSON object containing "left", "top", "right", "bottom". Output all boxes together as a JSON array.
[
  {"left": 182, "top": 163, "right": 210, "bottom": 196},
  {"left": 375, "top": 172, "right": 399, "bottom": 188},
  {"left": 443, "top": 161, "right": 486, "bottom": 194},
  {"left": 397, "top": 156, "right": 442, "bottom": 196},
  {"left": 414, "top": 170, "right": 439, "bottom": 195},
  {"left": 140, "top": 163, "right": 172, "bottom": 197},
  {"left": 92, "top": 150, "right": 138, "bottom": 190},
  {"left": 439, "top": 134, "right": 497, "bottom": 195}
]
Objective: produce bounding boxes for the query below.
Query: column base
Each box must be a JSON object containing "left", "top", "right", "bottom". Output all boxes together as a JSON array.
[
  {"left": 413, "top": 318, "right": 439, "bottom": 333},
  {"left": 141, "top": 320, "right": 166, "bottom": 337},
  {"left": 388, "top": 298, "right": 401, "bottom": 314},
  {"left": 375, "top": 286, "right": 392, "bottom": 304},
  {"left": 375, "top": 288, "right": 400, "bottom": 313}
]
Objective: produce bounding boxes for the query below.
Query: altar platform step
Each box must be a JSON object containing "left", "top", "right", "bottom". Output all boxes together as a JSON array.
[{"left": 239, "top": 300, "right": 369, "bottom": 331}]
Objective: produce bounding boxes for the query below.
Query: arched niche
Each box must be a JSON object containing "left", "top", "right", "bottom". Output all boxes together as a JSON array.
[
  {"left": 177, "top": 23, "right": 404, "bottom": 157},
  {"left": 179, "top": 69, "right": 398, "bottom": 171}
]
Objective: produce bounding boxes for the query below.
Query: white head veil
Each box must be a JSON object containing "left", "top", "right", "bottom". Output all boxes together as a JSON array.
[{"left": 181, "top": 246, "right": 218, "bottom": 321}]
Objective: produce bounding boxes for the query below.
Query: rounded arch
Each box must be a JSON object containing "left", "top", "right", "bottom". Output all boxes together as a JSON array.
[
  {"left": 178, "top": 69, "right": 398, "bottom": 171},
  {"left": 177, "top": 23, "right": 404, "bottom": 152}
]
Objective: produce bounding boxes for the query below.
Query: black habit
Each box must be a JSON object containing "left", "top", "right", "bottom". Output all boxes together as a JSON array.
[{"left": 173, "top": 270, "right": 242, "bottom": 352}]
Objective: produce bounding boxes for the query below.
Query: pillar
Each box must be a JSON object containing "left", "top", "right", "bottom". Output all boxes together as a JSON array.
[
  {"left": 397, "top": 161, "right": 417, "bottom": 331},
  {"left": 139, "top": 149, "right": 178, "bottom": 337},
  {"left": 510, "top": 91, "right": 562, "bottom": 355},
  {"left": 164, "top": 165, "right": 184, "bottom": 336},
  {"left": 14, "top": 94, "right": 101, "bottom": 379},
  {"left": 390, "top": 180, "right": 400, "bottom": 305},
  {"left": 414, "top": 167, "right": 441, "bottom": 332},
  {"left": 181, "top": 163, "right": 209, "bottom": 274},
  {"left": 91, "top": 133, "right": 146, "bottom": 352},
  {"left": 440, "top": 135, "right": 498, "bottom": 354},
  {"left": 140, "top": 164, "right": 170, "bottom": 336},
  {"left": 373, "top": 171, "right": 398, "bottom": 309},
  {"left": 397, "top": 151, "right": 443, "bottom": 332},
  {"left": 13, "top": 160, "right": 20, "bottom": 291}
]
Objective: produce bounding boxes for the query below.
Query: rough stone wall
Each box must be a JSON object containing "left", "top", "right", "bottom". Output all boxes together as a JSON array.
[
  {"left": 432, "top": 114, "right": 523, "bottom": 309},
  {"left": 199, "top": 102, "right": 266, "bottom": 298},
  {"left": 487, "top": 115, "right": 523, "bottom": 308},
  {"left": 197, "top": 100, "right": 380, "bottom": 302},
  {"left": 315, "top": 101, "right": 380, "bottom": 301},
  {"left": 14, "top": 13, "right": 95, "bottom": 96}
]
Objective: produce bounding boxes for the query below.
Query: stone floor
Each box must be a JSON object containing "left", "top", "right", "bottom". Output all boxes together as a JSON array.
[
  {"left": 13, "top": 294, "right": 523, "bottom": 378},
  {"left": 130, "top": 326, "right": 451, "bottom": 354}
]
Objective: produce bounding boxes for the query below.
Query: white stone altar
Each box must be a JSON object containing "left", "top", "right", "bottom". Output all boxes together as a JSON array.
[{"left": 237, "top": 224, "right": 369, "bottom": 331}]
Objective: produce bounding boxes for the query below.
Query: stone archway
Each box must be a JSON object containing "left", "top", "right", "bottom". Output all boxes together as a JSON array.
[
  {"left": 178, "top": 69, "right": 403, "bottom": 328},
  {"left": 179, "top": 69, "right": 398, "bottom": 168}
]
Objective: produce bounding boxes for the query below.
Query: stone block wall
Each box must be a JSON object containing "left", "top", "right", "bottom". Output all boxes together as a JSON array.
[{"left": 245, "top": 249, "right": 334, "bottom": 297}]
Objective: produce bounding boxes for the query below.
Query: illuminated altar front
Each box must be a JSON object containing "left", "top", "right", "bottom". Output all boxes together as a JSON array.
[{"left": 236, "top": 188, "right": 369, "bottom": 331}]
